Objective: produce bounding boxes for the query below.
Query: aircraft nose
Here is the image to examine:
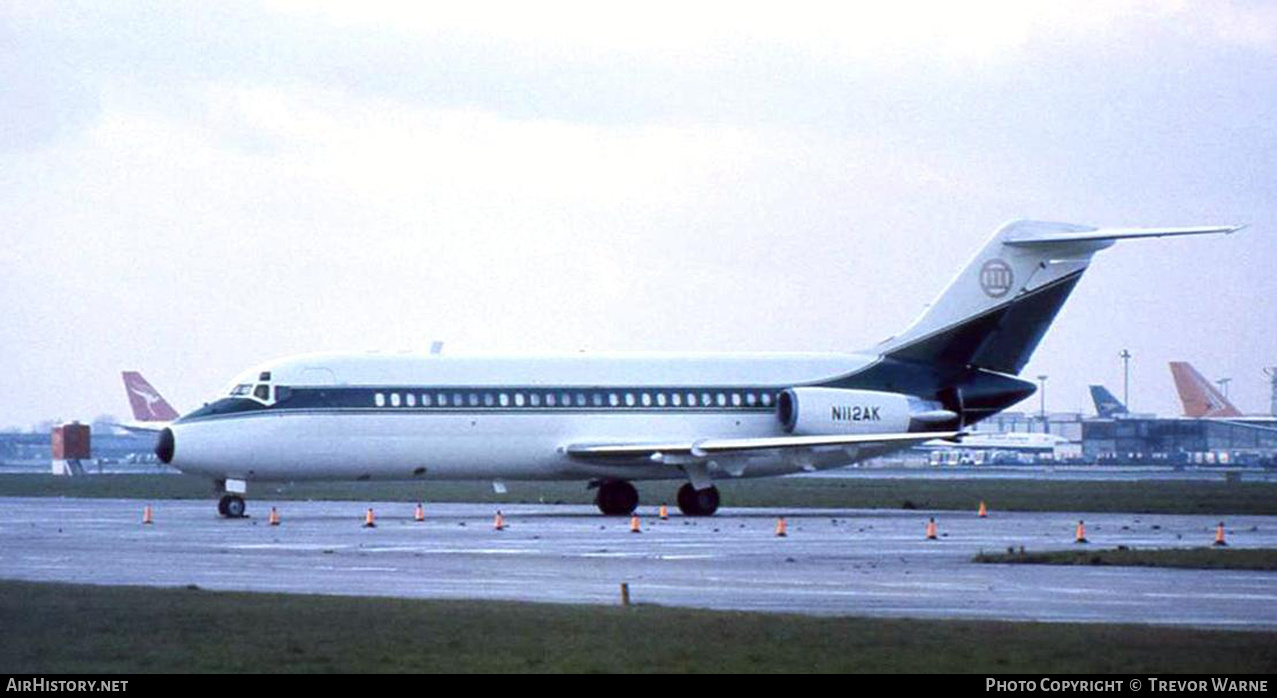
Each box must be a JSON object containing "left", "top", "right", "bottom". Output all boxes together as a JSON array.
[{"left": 155, "top": 427, "right": 175, "bottom": 464}]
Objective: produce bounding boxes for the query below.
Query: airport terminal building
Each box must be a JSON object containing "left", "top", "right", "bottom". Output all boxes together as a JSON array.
[{"left": 968, "top": 411, "right": 1277, "bottom": 466}]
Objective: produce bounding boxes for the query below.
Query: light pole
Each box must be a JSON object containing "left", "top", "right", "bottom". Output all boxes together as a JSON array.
[
  {"left": 1037, "top": 374, "right": 1048, "bottom": 432},
  {"left": 1119, "top": 349, "right": 1131, "bottom": 411}
]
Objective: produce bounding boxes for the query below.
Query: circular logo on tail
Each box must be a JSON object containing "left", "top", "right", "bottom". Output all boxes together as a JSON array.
[{"left": 979, "top": 259, "right": 1014, "bottom": 298}]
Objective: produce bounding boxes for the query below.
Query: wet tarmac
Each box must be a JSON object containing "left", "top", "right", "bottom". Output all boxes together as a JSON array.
[{"left": 0, "top": 497, "right": 1273, "bottom": 629}]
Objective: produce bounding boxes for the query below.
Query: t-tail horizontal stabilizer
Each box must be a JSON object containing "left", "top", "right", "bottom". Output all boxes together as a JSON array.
[{"left": 877, "top": 220, "right": 1242, "bottom": 377}]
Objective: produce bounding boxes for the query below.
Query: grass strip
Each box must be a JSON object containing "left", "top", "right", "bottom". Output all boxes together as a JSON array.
[
  {"left": 0, "top": 580, "right": 1274, "bottom": 673},
  {"left": 974, "top": 547, "right": 1277, "bottom": 571},
  {"left": 2, "top": 473, "right": 1277, "bottom": 515}
]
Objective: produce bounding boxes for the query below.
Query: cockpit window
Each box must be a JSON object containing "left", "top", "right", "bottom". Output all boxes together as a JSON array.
[
  {"left": 230, "top": 384, "right": 253, "bottom": 397},
  {"left": 253, "top": 384, "right": 270, "bottom": 401}
]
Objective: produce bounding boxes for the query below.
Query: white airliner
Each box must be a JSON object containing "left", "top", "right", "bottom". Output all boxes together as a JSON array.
[
  {"left": 921, "top": 431, "right": 1067, "bottom": 453},
  {"left": 156, "top": 220, "right": 1241, "bottom": 518}
]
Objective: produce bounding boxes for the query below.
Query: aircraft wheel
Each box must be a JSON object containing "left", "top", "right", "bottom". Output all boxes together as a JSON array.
[
  {"left": 220, "top": 494, "right": 246, "bottom": 518},
  {"left": 595, "top": 480, "right": 639, "bottom": 515},
  {"left": 677, "top": 483, "right": 719, "bottom": 516}
]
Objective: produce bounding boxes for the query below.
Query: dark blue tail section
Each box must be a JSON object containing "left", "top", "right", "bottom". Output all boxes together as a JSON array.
[{"left": 1089, "top": 385, "right": 1127, "bottom": 417}]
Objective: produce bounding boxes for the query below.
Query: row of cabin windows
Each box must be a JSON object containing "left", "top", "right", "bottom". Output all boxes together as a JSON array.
[{"left": 371, "top": 389, "right": 777, "bottom": 410}]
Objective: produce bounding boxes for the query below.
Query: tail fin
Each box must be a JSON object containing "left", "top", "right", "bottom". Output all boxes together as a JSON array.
[
  {"left": 877, "top": 220, "right": 1241, "bottom": 375},
  {"left": 1170, "top": 362, "right": 1242, "bottom": 418},
  {"left": 1089, "top": 385, "right": 1127, "bottom": 417},
  {"left": 121, "top": 371, "right": 179, "bottom": 422}
]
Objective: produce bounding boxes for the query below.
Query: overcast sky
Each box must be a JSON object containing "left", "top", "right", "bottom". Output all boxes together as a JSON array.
[{"left": 2, "top": 0, "right": 1274, "bottom": 429}]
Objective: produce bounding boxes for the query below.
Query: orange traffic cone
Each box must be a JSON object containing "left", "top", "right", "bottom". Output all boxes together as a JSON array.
[
  {"left": 494, "top": 510, "right": 506, "bottom": 531},
  {"left": 269, "top": 507, "right": 280, "bottom": 526},
  {"left": 1075, "top": 520, "right": 1088, "bottom": 544},
  {"left": 926, "top": 517, "right": 938, "bottom": 540},
  {"left": 630, "top": 514, "right": 642, "bottom": 534},
  {"left": 774, "top": 517, "right": 788, "bottom": 537},
  {"left": 978, "top": 501, "right": 987, "bottom": 518},
  {"left": 414, "top": 503, "right": 425, "bottom": 523},
  {"left": 142, "top": 505, "right": 153, "bottom": 525},
  {"left": 1213, "top": 522, "right": 1228, "bottom": 547},
  {"left": 363, "top": 508, "right": 376, "bottom": 528},
  {"left": 659, "top": 504, "right": 668, "bottom": 520}
]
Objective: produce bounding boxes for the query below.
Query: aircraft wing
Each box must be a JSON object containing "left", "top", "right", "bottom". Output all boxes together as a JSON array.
[
  {"left": 566, "top": 430, "right": 962, "bottom": 461},
  {"left": 108, "top": 421, "right": 171, "bottom": 435}
]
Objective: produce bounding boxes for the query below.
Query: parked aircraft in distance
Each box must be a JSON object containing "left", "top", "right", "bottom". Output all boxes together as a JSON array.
[
  {"left": 1170, "top": 361, "right": 1276, "bottom": 424},
  {"left": 155, "top": 220, "right": 1241, "bottom": 517},
  {"left": 111, "top": 372, "right": 179, "bottom": 435},
  {"left": 922, "top": 430, "right": 1067, "bottom": 453},
  {"left": 1089, "top": 385, "right": 1128, "bottom": 418}
]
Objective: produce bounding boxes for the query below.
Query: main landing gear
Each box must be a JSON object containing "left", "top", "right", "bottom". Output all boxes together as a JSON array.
[
  {"left": 677, "top": 483, "right": 719, "bottom": 516},
  {"left": 595, "top": 480, "right": 639, "bottom": 515},
  {"left": 592, "top": 479, "right": 721, "bottom": 516}
]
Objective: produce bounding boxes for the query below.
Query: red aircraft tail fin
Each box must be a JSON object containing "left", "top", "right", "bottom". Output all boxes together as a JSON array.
[
  {"left": 121, "top": 371, "right": 180, "bottom": 422},
  {"left": 1170, "top": 362, "right": 1242, "bottom": 418}
]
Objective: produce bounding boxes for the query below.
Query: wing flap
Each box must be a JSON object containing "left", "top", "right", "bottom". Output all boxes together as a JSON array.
[{"left": 566, "top": 430, "right": 962, "bottom": 461}]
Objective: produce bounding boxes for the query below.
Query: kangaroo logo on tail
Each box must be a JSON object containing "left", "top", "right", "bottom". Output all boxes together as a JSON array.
[{"left": 122, "top": 372, "right": 180, "bottom": 422}]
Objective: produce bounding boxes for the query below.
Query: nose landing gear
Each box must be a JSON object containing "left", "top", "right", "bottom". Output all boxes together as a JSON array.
[{"left": 218, "top": 494, "right": 247, "bottom": 518}]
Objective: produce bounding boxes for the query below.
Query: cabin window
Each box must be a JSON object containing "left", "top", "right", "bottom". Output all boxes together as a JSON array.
[
  {"left": 761, "top": 392, "right": 773, "bottom": 407},
  {"left": 468, "top": 393, "right": 480, "bottom": 407},
  {"left": 406, "top": 393, "right": 416, "bottom": 407},
  {"left": 575, "top": 393, "right": 586, "bottom": 407},
  {"left": 716, "top": 393, "right": 727, "bottom": 407},
  {"left": 530, "top": 393, "right": 541, "bottom": 407},
  {"left": 641, "top": 393, "right": 652, "bottom": 407},
  {"left": 701, "top": 393, "right": 713, "bottom": 407},
  {"left": 515, "top": 393, "right": 525, "bottom": 407},
  {"left": 671, "top": 393, "right": 682, "bottom": 407},
  {"left": 499, "top": 393, "right": 509, "bottom": 407},
  {"left": 422, "top": 393, "right": 433, "bottom": 407},
  {"left": 608, "top": 393, "right": 619, "bottom": 407},
  {"left": 745, "top": 392, "right": 757, "bottom": 406},
  {"left": 624, "top": 393, "right": 636, "bottom": 407},
  {"left": 390, "top": 393, "right": 401, "bottom": 407},
  {"left": 546, "top": 393, "right": 557, "bottom": 407},
  {"left": 592, "top": 393, "right": 604, "bottom": 407},
  {"left": 375, "top": 393, "right": 386, "bottom": 407},
  {"left": 686, "top": 393, "right": 697, "bottom": 406},
  {"left": 656, "top": 393, "right": 667, "bottom": 407},
  {"left": 483, "top": 393, "right": 495, "bottom": 407},
  {"left": 731, "top": 393, "right": 742, "bottom": 407},
  {"left": 437, "top": 393, "right": 449, "bottom": 407}
]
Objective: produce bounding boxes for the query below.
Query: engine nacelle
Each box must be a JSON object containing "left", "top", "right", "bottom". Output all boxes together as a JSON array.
[{"left": 777, "top": 387, "right": 955, "bottom": 435}]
